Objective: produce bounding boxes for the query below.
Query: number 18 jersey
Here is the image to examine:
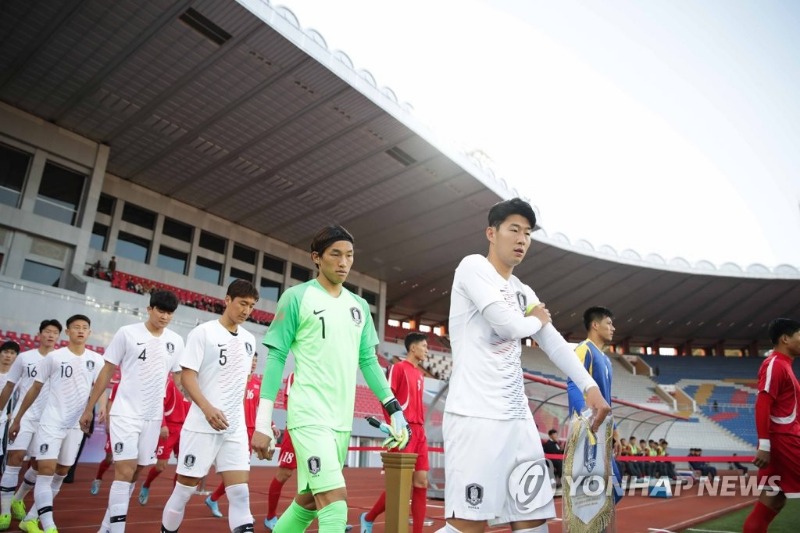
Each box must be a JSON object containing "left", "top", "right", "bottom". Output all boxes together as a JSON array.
[{"left": 180, "top": 319, "right": 256, "bottom": 434}]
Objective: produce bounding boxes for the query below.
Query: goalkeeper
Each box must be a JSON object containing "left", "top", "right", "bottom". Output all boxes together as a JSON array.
[{"left": 251, "top": 225, "right": 410, "bottom": 533}]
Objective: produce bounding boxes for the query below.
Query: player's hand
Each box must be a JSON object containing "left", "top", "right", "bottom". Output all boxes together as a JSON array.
[
  {"left": 381, "top": 398, "right": 411, "bottom": 450},
  {"left": 203, "top": 406, "right": 228, "bottom": 431},
  {"left": 584, "top": 386, "right": 611, "bottom": 433},
  {"left": 97, "top": 404, "right": 107, "bottom": 425},
  {"left": 251, "top": 430, "right": 274, "bottom": 461},
  {"left": 753, "top": 449, "right": 770, "bottom": 468},
  {"left": 160, "top": 426, "right": 169, "bottom": 439},
  {"left": 79, "top": 409, "right": 94, "bottom": 435},
  {"left": 8, "top": 419, "right": 20, "bottom": 441},
  {"left": 526, "top": 302, "right": 552, "bottom": 326}
]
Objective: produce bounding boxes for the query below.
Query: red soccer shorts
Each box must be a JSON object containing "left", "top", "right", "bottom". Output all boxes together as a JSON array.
[
  {"left": 387, "top": 423, "right": 429, "bottom": 472},
  {"left": 156, "top": 424, "right": 182, "bottom": 461},
  {"left": 278, "top": 428, "right": 297, "bottom": 470},
  {"left": 758, "top": 433, "right": 800, "bottom": 497}
]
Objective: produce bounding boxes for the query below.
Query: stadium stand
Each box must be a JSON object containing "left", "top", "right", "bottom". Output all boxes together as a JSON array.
[
  {"left": 109, "top": 271, "right": 275, "bottom": 326},
  {"left": 647, "top": 355, "right": 762, "bottom": 385},
  {"left": 0, "top": 329, "right": 104, "bottom": 354}
]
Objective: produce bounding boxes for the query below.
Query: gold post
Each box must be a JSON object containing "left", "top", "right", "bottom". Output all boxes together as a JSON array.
[{"left": 381, "top": 452, "right": 418, "bottom": 533}]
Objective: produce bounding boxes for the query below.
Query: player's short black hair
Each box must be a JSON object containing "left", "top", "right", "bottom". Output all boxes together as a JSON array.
[
  {"left": 39, "top": 319, "right": 62, "bottom": 333},
  {"left": 548, "top": 429, "right": 558, "bottom": 436},
  {"left": 768, "top": 318, "right": 800, "bottom": 345},
  {"left": 227, "top": 279, "right": 259, "bottom": 301},
  {"left": 310, "top": 225, "right": 354, "bottom": 257},
  {"left": 0, "top": 340, "right": 20, "bottom": 354},
  {"left": 583, "top": 306, "right": 613, "bottom": 331},
  {"left": 487, "top": 197, "right": 536, "bottom": 229},
  {"left": 66, "top": 314, "right": 91, "bottom": 327},
  {"left": 404, "top": 332, "right": 428, "bottom": 352},
  {"left": 150, "top": 290, "right": 179, "bottom": 313}
]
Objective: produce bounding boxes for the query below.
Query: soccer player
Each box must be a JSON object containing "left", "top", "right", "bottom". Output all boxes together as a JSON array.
[
  {"left": 567, "top": 306, "right": 623, "bottom": 501},
  {"left": 79, "top": 290, "right": 184, "bottom": 533},
  {"left": 263, "top": 372, "right": 297, "bottom": 530},
  {"left": 204, "top": 353, "right": 262, "bottom": 518},
  {"left": 251, "top": 225, "right": 410, "bottom": 533},
  {"left": 8, "top": 314, "right": 103, "bottom": 533},
  {"left": 138, "top": 371, "right": 190, "bottom": 505},
  {"left": 160, "top": 279, "right": 259, "bottom": 533},
  {"left": 361, "top": 332, "right": 430, "bottom": 533},
  {"left": 438, "top": 198, "right": 610, "bottom": 533},
  {"left": 743, "top": 318, "right": 800, "bottom": 532},
  {"left": 0, "top": 319, "right": 61, "bottom": 530},
  {"left": 0, "top": 341, "right": 20, "bottom": 460}
]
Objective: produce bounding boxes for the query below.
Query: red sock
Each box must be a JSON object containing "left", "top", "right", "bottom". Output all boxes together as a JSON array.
[
  {"left": 143, "top": 467, "right": 161, "bottom": 489},
  {"left": 94, "top": 459, "right": 112, "bottom": 480},
  {"left": 267, "top": 478, "right": 285, "bottom": 518},
  {"left": 411, "top": 486, "right": 427, "bottom": 533},
  {"left": 365, "top": 491, "right": 386, "bottom": 522},
  {"left": 743, "top": 501, "right": 778, "bottom": 533},
  {"left": 210, "top": 481, "right": 226, "bottom": 502}
]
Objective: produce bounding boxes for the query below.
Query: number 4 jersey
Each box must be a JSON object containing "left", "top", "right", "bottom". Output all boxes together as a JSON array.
[
  {"left": 104, "top": 322, "right": 185, "bottom": 421},
  {"left": 36, "top": 346, "right": 103, "bottom": 429},
  {"left": 180, "top": 319, "right": 256, "bottom": 434}
]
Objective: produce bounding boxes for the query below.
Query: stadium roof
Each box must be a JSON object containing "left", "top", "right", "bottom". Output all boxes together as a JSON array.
[{"left": 1, "top": 0, "right": 798, "bottom": 349}]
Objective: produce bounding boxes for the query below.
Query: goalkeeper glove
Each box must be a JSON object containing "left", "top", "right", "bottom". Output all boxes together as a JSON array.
[{"left": 380, "top": 398, "right": 411, "bottom": 450}]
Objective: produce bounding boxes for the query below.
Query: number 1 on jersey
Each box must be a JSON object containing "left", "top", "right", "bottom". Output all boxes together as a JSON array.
[{"left": 318, "top": 316, "right": 326, "bottom": 339}]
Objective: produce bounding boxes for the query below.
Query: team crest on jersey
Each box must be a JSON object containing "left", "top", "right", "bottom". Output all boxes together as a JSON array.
[
  {"left": 86, "top": 360, "right": 95, "bottom": 371},
  {"left": 184, "top": 454, "right": 196, "bottom": 468},
  {"left": 166, "top": 342, "right": 175, "bottom": 354},
  {"left": 516, "top": 291, "right": 527, "bottom": 313},
  {"left": 465, "top": 483, "right": 483, "bottom": 507},
  {"left": 349, "top": 307, "right": 362, "bottom": 326},
  {"left": 245, "top": 342, "right": 253, "bottom": 355},
  {"left": 39, "top": 443, "right": 49, "bottom": 455},
  {"left": 307, "top": 456, "right": 321, "bottom": 475},
  {"left": 114, "top": 442, "right": 124, "bottom": 454}
]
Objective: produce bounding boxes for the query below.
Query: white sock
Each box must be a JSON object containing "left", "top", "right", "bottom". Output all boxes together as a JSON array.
[
  {"left": 161, "top": 482, "right": 195, "bottom": 531},
  {"left": 34, "top": 474, "right": 55, "bottom": 530},
  {"left": 51, "top": 473, "right": 67, "bottom": 499},
  {"left": 109, "top": 480, "right": 132, "bottom": 532},
  {"left": 225, "top": 483, "right": 253, "bottom": 531},
  {"left": 0, "top": 465, "right": 21, "bottom": 514},
  {"left": 14, "top": 468, "right": 37, "bottom": 501}
]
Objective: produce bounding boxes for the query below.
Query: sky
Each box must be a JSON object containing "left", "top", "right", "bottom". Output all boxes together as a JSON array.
[{"left": 274, "top": 0, "right": 800, "bottom": 268}]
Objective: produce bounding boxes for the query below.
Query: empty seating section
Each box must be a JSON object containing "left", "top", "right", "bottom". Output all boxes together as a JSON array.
[
  {"left": 110, "top": 271, "right": 274, "bottom": 326},
  {"left": 354, "top": 385, "right": 383, "bottom": 418},
  {"left": 677, "top": 378, "right": 757, "bottom": 447},
  {"left": 0, "top": 329, "right": 105, "bottom": 354},
  {"left": 649, "top": 355, "right": 762, "bottom": 385}
]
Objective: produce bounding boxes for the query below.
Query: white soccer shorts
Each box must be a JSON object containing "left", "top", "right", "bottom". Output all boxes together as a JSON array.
[
  {"left": 110, "top": 416, "right": 161, "bottom": 465},
  {"left": 8, "top": 416, "right": 40, "bottom": 455},
  {"left": 35, "top": 425, "right": 84, "bottom": 465},
  {"left": 176, "top": 426, "right": 250, "bottom": 478}
]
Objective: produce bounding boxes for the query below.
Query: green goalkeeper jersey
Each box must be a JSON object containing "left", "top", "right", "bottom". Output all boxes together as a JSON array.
[{"left": 262, "top": 279, "right": 383, "bottom": 431}]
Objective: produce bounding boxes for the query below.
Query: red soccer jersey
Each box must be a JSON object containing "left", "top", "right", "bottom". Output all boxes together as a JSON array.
[
  {"left": 758, "top": 351, "right": 800, "bottom": 437},
  {"left": 244, "top": 374, "right": 262, "bottom": 429},
  {"left": 162, "top": 378, "right": 190, "bottom": 427},
  {"left": 387, "top": 360, "right": 425, "bottom": 425}
]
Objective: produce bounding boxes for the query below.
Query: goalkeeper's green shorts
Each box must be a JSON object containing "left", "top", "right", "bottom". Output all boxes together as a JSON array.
[{"left": 291, "top": 425, "right": 350, "bottom": 494}]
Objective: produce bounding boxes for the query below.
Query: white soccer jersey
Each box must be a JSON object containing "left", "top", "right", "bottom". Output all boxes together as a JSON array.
[
  {"left": 180, "top": 320, "right": 255, "bottom": 434},
  {"left": 36, "top": 347, "right": 103, "bottom": 429},
  {"left": 6, "top": 349, "right": 52, "bottom": 421},
  {"left": 0, "top": 372, "right": 10, "bottom": 427},
  {"left": 446, "top": 254, "right": 537, "bottom": 420},
  {"left": 105, "top": 322, "right": 185, "bottom": 421}
]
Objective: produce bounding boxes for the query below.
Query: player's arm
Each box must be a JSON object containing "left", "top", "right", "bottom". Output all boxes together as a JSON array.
[
  {"left": 80, "top": 361, "right": 117, "bottom": 431},
  {"left": 0, "top": 380, "right": 16, "bottom": 413},
  {"left": 96, "top": 386, "right": 110, "bottom": 424},
  {"left": 8, "top": 380, "right": 44, "bottom": 440},
  {"left": 752, "top": 390, "right": 774, "bottom": 468},
  {"left": 181, "top": 367, "right": 227, "bottom": 431}
]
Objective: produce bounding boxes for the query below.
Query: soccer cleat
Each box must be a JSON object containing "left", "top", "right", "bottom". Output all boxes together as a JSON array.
[
  {"left": 138, "top": 486, "right": 149, "bottom": 505},
  {"left": 359, "top": 512, "right": 373, "bottom": 533},
  {"left": 10, "top": 499, "right": 26, "bottom": 521},
  {"left": 0, "top": 513, "right": 10, "bottom": 531},
  {"left": 18, "top": 519, "right": 43, "bottom": 533},
  {"left": 90, "top": 479, "right": 101, "bottom": 495},
  {"left": 344, "top": 526, "right": 353, "bottom": 532},
  {"left": 263, "top": 516, "right": 277, "bottom": 530},
  {"left": 204, "top": 496, "right": 222, "bottom": 518}
]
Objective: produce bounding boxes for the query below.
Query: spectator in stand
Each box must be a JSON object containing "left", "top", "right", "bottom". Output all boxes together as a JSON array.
[
  {"left": 107, "top": 256, "right": 117, "bottom": 280},
  {"left": 542, "top": 429, "right": 563, "bottom": 486}
]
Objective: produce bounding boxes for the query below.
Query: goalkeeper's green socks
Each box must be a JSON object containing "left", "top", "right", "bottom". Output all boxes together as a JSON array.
[
  {"left": 273, "top": 500, "right": 317, "bottom": 533},
  {"left": 317, "top": 500, "right": 347, "bottom": 532}
]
